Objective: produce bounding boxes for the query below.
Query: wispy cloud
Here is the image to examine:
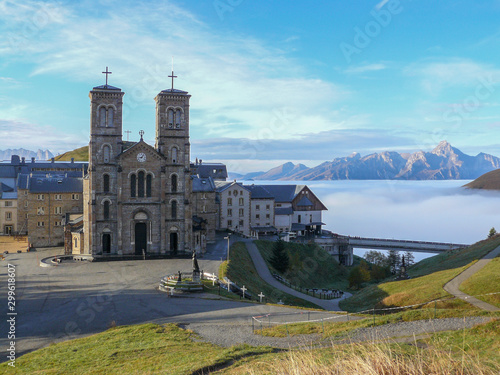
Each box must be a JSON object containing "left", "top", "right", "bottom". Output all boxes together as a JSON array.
[{"left": 345, "top": 63, "right": 388, "bottom": 74}]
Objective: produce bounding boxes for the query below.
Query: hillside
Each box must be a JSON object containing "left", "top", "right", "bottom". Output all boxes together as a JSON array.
[
  {"left": 464, "top": 168, "right": 500, "bottom": 190},
  {"left": 340, "top": 235, "right": 500, "bottom": 312},
  {"left": 54, "top": 142, "right": 136, "bottom": 161},
  {"left": 239, "top": 141, "right": 500, "bottom": 181}
]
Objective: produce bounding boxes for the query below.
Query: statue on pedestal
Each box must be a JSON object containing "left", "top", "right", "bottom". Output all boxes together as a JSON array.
[{"left": 192, "top": 251, "right": 201, "bottom": 282}]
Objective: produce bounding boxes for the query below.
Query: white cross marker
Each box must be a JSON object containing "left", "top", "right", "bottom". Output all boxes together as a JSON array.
[
  {"left": 241, "top": 285, "right": 247, "bottom": 299},
  {"left": 258, "top": 292, "right": 265, "bottom": 303}
]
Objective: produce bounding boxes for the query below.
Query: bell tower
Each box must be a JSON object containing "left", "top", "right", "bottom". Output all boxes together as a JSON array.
[
  {"left": 154, "top": 68, "right": 192, "bottom": 254},
  {"left": 84, "top": 67, "right": 124, "bottom": 255}
]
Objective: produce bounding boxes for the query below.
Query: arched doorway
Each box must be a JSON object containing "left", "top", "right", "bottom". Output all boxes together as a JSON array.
[
  {"left": 135, "top": 222, "right": 147, "bottom": 255},
  {"left": 170, "top": 232, "right": 178, "bottom": 255},
  {"left": 102, "top": 233, "right": 111, "bottom": 254}
]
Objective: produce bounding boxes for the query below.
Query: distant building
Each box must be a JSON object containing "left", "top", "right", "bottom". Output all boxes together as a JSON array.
[{"left": 215, "top": 181, "right": 251, "bottom": 236}]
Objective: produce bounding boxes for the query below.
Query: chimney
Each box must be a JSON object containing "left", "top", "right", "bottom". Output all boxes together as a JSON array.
[
  {"left": 51, "top": 158, "right": 55, "bottom": 163},
  {"left": 21, "top": 157, "right": 25, "bottom": 164},
  {"left": 11, "top": 155, "right": 20, "bottom": 165},
  {"left": 71, "top": 158, "right": 74, "bottom": 163},
  {"left": 31, "top": 157, "right": 35, "bottom": 163}
]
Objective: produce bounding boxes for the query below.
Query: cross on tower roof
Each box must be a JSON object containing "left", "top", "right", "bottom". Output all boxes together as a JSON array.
[
  {"left": 168, "top": 57, "right": 177, "bottom": 90},
  {"left": 102, "top": 66, "right": 112, "bottom": 86},
  {"left": 139, "top": 130, "right": 144, "bottom": 140}
]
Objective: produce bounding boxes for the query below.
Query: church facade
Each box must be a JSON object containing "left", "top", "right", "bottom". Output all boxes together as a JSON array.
[{"left": 82, "top": 79, "right": 194, "bottom": 257}]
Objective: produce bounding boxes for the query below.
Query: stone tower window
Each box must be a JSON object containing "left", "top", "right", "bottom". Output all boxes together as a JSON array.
[
  {"left": 103, "top": 145, "right": 111, "bottom": 163},
  {"left": 175, "top": 109, "right": 181, "bottom": 128},
  {"left": 171, "top": 200, "right": 177, "bottom": 219},
  {"left": 107, "top": 107, "right": 114, "bottom": 127},
  {"left": 103, "top": 174, "right": 110, "bottom": 193},
  {"left": 172, "top": 147, "right": 178, "bottom": 163},
  {"left": 146, "top": 174, "right": 152, "bottom": 197},
  {"left": 171, "top": 174, "right": 177, "bottom": 192},
  {"left": 99, "top": 107, "right": 106, "bottom": 126},
  {"left": 103, "top": 200, "right": 110, "bottom": 220},
  {"left": 138, "top": 171, "right": 145, "bottom": 198},
  {"left": 168, "top": 109, "right": 174, "bottom": 128},
  {"left": 130, "top": 174, "right": 136, "bottom": 197}
]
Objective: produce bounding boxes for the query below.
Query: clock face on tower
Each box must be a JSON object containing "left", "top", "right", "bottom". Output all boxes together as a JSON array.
[{"left": 137, "top": 152, "right": 146, "bottom": 162}]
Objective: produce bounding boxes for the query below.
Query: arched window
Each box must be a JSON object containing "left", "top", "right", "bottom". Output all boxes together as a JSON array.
[
  {"left": 171, "top": 174, "right": 177, "bottom": 192},
  {"left": 171, "top": 200, "right": 177, "bottom": 219},
  {"left": 99, "top": 107, "right": 106, "bottom": 126},
  {"left": 172, "top": 147, "right": 178, "bottom": 163},
  {"left": 103, "top": 145, "right": 110, "bottom": 163},
  {"left": 103, "top": 201, "right": 110, "bottom": 220},
  {"left": 130, "top": 174, "right": 136, "bottom": 197},
  {"left": 138, "top": 171, "right": 145, "bottom": 197},
  {"left": 107, "top": 107, "right": 114, "bottom": 127},
  {"left": 103, "top": 174, "right": 110, "bottom": 193},
  {"left": 146, "top": 174, "right": 152, "bottom": 197},
  {"left": 168, "top": 109, "right": 174, "bottom": 127},
  {"left": 175, "top": 109, "right": 181, "bottom": 128}
]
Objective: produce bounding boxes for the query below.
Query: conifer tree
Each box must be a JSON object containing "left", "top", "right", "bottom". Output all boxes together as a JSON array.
[{"left": 269, "top": 239, "right": 289, "bottom": 273}]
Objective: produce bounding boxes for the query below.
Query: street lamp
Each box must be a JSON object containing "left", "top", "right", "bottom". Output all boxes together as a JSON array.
[{"left": 224, "top": 234, "right": 231, "bottom": 263}]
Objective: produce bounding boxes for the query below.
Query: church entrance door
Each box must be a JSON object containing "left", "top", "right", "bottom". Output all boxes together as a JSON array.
[
  {"left": 135, "top": 223, "right": 147, "bottom": 255},
  {"left": 102, "top": 233, "right": 111, "bottom": 254},
  {"left": 170, "top": 232, "right": 178, "bottom": 255}
]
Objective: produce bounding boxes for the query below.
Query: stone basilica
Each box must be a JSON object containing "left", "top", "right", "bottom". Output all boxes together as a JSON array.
[{"left": 82, "top": 73, "right": 199, "bottom": 257}]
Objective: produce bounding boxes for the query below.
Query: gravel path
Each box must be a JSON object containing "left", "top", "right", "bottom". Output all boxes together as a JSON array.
[
  {"left": 183, "top": 316, "right": 493, "bottom": 349},
  {"left": 444, "top": 245, "right": 500, "bottom": 312}
]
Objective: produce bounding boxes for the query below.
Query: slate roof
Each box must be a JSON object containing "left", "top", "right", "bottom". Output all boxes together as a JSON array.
[
  {"left": 245, "top": 185, "right": 274, "bottom": 199},
  {"left": 251, "top": 225, "right": 277, "bottom": 232},
  {"left": 214, "top": 181, "right": 249, "bottom": 193},
  {"left": 0, "top": 183, "right": 14, "bottom": 192},
  {"left": 161, "top": 88, "right": 189, "bottom": 94},
  {"left": 22, "top": 174, "right": 83, "bottom": 193},
  {"left": 92, "top": 84, "right": 121, "bottom": 91},
  {"left": 291, "top": 223, "right": 306, "bottom": 231},
  {"left": 191, "top": 176, "right": 216, "bottom": 192},
  {"left": 249, "top": 185, "right": 305, "bottom": 203},
  {"left": 296, "top": 195, "right": 314, "bottom": 206},
  {"left": 191, "top": 163, "right": 228, "bottom": 180},
  {"left": 275, "top": 207, "right": 293, "bottom": 215}
]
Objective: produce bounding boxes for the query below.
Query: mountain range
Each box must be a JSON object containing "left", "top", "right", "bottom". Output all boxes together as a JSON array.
[
  {"left": 232, "top": 141, "right": 500, "bottom": 181},
  {"left": 0, "top": 148, "right": 54, "bottom": 161}
]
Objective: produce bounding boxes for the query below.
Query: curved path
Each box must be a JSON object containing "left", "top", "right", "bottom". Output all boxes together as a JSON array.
[
  {"left": 243, "top": 240, "right": 350, "bottom": 311},
  {"left": 443, "top": 245, "right": 500, "bottom": 312}
]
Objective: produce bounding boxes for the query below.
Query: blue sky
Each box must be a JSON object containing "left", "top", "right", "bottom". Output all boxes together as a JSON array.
[{"left": 1, "top": 0, "right": 500, "bottom": 173}]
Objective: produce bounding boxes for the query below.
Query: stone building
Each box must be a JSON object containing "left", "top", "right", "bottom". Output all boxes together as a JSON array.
[
  {"left": 82, "top": 77, "right": 195, "bottom": 257},
  {"left": 246, "top": 184, "right": 276, "bottom": 236},
  {"left": 191, "top": 176, "right": 217, "bottom": 248},
  {"left": 215, "top": 181, "right": 251, "bottom": 236}
]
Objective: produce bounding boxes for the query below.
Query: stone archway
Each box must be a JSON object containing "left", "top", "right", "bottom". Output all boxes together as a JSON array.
[{"left": 133, "top": 211, "right": 149, "bottom": 256}]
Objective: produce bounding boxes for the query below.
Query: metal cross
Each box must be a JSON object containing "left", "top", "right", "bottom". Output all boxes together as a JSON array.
[
  {"left": 168, "top": 70, "right": 177, "bottom": 90},
  {"left": 139, "top": 130, "right": 144, "bottom": 140},
  {"left": 125, "top": 130, "right": 132, "bottom": 141},
  {"left": 102, "top": 66, "right": 112, "bottom": 86},
  {"left": 258, "top": 292, "right": 265, "bottom": 303},
  {"left": 241, "top": 285, "right": 247, "bottom": 299}
]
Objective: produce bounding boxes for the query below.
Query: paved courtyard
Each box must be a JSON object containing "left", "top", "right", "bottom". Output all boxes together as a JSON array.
[{"left": 0, "top": 237, "right": 343, "bottom": 357}]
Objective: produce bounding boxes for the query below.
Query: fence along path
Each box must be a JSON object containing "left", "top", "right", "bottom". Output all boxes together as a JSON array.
[{"left": 243, "top": 240, "right": 350, "bottom": 311}]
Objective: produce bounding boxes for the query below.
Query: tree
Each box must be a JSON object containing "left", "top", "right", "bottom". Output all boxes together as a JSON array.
[
  {"left": 387, "top": 249, "right": 401, "bottom": 274},
  {"left": 403, "top": 251, "right": 415, "bottom": 268},
  {"left": 348, "top": 261, "right": 371, "bottom": 289},
  {"left": 269, "top": 239, "right": 289, "bottom": 273},
  {"left": 488, "top": 227, "right": 497, "bottom": 239},
  {"left": 364, "top": 250, "right": 389, "bottom": 268}
]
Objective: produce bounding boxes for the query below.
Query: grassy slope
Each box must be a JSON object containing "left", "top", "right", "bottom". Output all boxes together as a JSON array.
[
  {"left": 461, "top": 257, "right": 500, "bottom": 308},
  {"left": 340, "top": 236, "right": 500, "bottom": 312},
  {"left": 223, "top": 242, "right": 321, "bottom": 309},
  {"left": 255, "top": 240, "right": 349, "bottom": 290},
  {"left": 0, "top": 323, "right": 273, "bottom": 375},
  {"left": 463, "top": 169, "right": 500, "bottom": 190},
  {"left": 54, "top": 146, "right": 89, "bottom": 161}
]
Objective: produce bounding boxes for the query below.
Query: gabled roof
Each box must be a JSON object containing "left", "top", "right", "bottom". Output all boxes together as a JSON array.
[
  {"left": 296, "top": 195, "right": 314, "bottom": 206},
  {"left": 246, "top": 185, "right": 274, "bottom": 199},
  {"left": 191, "top": 162, "right": 228, "bottom": 180},
  {"left": 215, "top": 180, "right": 250, "bottom": 193},
  {"left": 0, "top": 182, "right": 14, "bottom": 192},
  {"left": 191, "top": 176, "right": 216, "bottom": 192},
  {"left": 251, "top": 185, "right": 305, "bottom": 203},
  {"left": 116, "top": 139, "right": 164, "bottom": 161}
]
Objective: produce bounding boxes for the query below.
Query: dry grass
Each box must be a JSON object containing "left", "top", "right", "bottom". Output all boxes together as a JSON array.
[{"left": 243, "top": 340, "right": 498, "bottom": 375}]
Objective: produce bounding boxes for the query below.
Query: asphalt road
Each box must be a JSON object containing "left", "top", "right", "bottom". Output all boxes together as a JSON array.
[{"left": 0, "top": 236, "right": 347, "bottom": 358}]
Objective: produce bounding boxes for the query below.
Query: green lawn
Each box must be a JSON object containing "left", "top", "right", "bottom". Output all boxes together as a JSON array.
[
  {"left": 0, "top": 323, "right": 274, "bottom": 375},
  {"left": 461, "top": 256, "right": 500, "bottom": 308},
  {"left": 340, "top": 236, "right": 500, "bottom": 313},
  {"left": 254, "top": 240, "right": 349, "bottom": 290},
  {"left": 223, "top": 242, "right": 322, "bottom": 309}
]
